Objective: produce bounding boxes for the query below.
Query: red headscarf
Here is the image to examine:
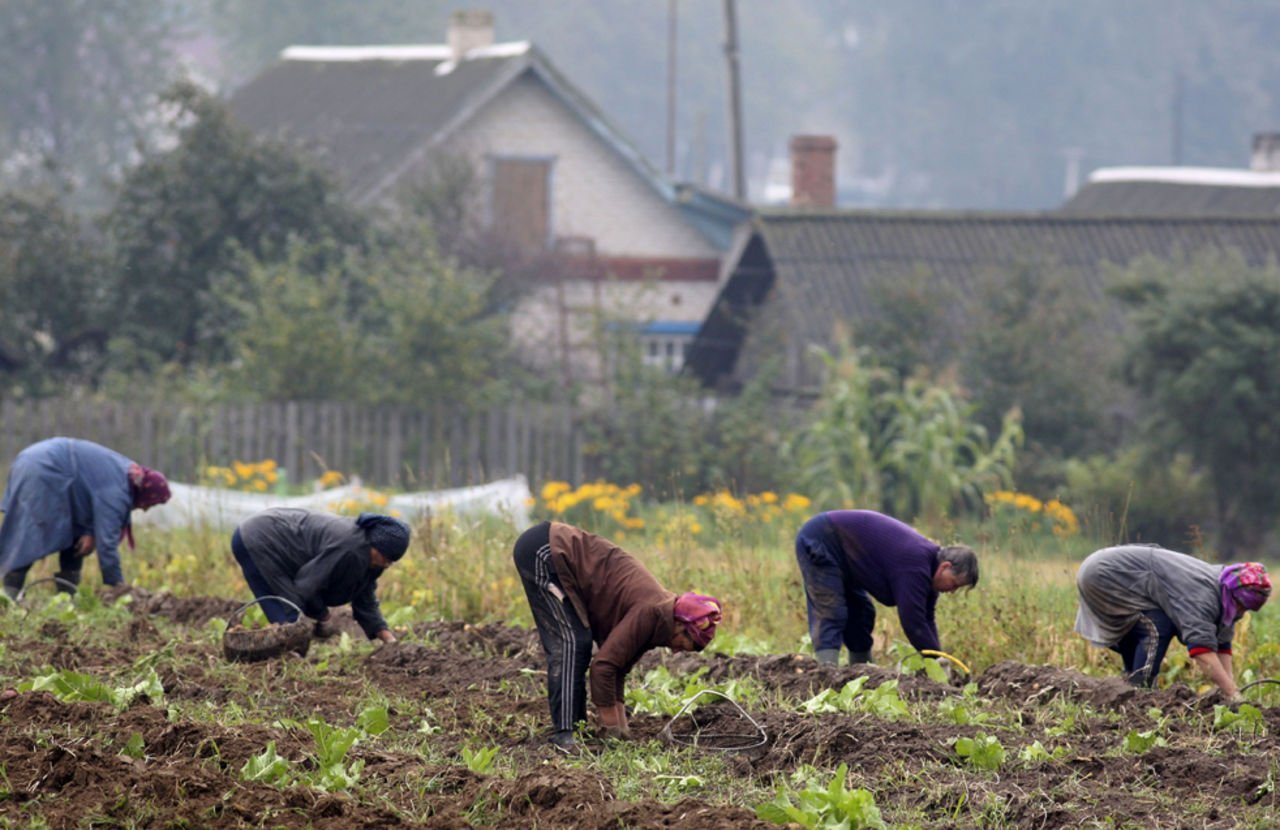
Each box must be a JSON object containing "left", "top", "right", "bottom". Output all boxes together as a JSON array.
[
  {"left": 128, "top": 463, "right": 171, "bottom": 510},
  {"left": 121, "top": 464, "right": 171, "bottom": 550}
]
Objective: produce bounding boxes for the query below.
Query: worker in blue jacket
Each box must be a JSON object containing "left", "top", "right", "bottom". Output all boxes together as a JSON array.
[
  {"left": 1, "top": 437, "right": 170, "bottom": 600},
  {"left": 794, "top": 509, "right": 978, "bottom": 665}
]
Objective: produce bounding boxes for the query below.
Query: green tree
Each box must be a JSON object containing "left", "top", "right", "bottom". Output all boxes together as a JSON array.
[
  {"left": 104, "top": 81, "right": 365, "bottom": 370},
  {"left": 960, "top": 260, "right": 1122, "bottom": 468},
  {"left": 856, "top": 265, "right": 960, "bottom": 379},
  {"left": 1115, "top": 248, "right": 1280, "bottom": 557},
  {"left": 0, "top": 188, "right": 108, "bottom": 392}
]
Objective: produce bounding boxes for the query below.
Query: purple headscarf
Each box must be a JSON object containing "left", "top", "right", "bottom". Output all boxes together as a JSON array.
[
  {"left": 128, "top": 463, "right": 171, "bottom": 511},
  {"left": 674, "top": 592, "right": 723, "bottom": 650},
  {"left": 1220, "top": 562, "right": 1271, "bottom": 625}
]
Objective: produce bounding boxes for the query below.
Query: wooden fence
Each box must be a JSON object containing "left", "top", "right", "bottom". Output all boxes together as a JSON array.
[{"left": 0, "top": 399, "right": 585, "bottom": 488}]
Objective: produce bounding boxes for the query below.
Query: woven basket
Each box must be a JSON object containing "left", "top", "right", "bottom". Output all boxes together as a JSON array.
[{"left": 222, "top": 596, "right": 312, "bottom": 663}]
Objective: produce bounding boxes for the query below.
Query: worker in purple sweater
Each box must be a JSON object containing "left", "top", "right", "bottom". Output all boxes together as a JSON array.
[{"left": 795, "top": 510, "right": 979, "bottom": 665}]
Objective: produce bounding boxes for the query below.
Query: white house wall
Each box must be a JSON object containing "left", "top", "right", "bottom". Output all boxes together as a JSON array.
[{"left": 444, "top": 72, "right": 717, "bottom": 259}]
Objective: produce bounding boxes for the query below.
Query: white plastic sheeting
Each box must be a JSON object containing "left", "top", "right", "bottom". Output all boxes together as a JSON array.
[{"left": 133, "top": 475, "right": 532, "bottom": 530}]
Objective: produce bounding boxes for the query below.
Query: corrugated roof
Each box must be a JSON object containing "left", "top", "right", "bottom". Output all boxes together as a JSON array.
[
  {"left": 686, "top": 210, "right": 1280, "bottom": 388},
  {"left": 229, "top": 49, "right": 524, "bottom": 205}
]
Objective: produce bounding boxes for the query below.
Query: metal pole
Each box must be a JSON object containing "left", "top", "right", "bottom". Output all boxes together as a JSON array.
[
  {"left": 722, "top": 0, "right": 745, "bottom": 199},
  {"left": 667, "top": 0, "right": 678, "bottom": 176}
]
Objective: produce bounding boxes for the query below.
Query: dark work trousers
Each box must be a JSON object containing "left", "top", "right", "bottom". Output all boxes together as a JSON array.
[
  {"left": 3, "top": 545, "right": 83, "bottom": 596},
  {"left": 794, "top": 515, "right": 876, "bottom": 655},
  {"left": 513, "top": 521, "right": 593, "bottom": 739},
  {"left": 1111, "top": 607, "right": 1179, "bottom": 687},
  {"left": 230, "top": 529, "right": 298, "bottom": 624}
]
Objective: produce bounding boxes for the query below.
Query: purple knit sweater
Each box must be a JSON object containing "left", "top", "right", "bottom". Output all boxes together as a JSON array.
[{"left": 824, "top": 510, "right": 942, "bottom": 652}]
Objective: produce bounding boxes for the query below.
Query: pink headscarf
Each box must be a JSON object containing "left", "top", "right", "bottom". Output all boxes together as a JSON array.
[
  {"left": 1220, "top": 562, "right": 1271, "bottom": 625},
  {"left": 674, "top": 592, "right": 723, "bottom": 650}
]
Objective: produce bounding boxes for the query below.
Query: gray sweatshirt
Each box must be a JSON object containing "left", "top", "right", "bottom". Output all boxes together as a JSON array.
[{"left": 1074, "top": 544, "right": 1230, "bottom": 655}]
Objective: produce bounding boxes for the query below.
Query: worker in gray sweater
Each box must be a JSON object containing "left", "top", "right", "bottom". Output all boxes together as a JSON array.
[{"left": 1075, "top": 545, "right": 1270, "bottom": 698}]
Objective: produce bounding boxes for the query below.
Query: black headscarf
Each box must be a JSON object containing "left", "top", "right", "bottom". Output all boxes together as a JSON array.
[{"left": 355, "top": 513, "right": 411, "bottom": 561}]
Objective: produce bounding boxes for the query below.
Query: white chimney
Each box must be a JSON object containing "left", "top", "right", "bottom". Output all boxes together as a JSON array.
[
  {"left": 1250, "top": 132, "right": 1280, "bottom": 172},
  {"left": 448, "top": 10, "right": 495, "bottom": 61}
]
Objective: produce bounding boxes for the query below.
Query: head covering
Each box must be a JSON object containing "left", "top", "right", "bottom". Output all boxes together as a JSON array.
[
  {"left": 356, "top": 513, "right": 411, "bottom": 561},
  {"left": 673, "top": 591, "right": 723, "bottom": 650},
  {"left": 127, "top": 463, "right": 171, "bottom": 510},
  {"left": 1220, "top": 562, "right": 1271, "bottom": 625}
]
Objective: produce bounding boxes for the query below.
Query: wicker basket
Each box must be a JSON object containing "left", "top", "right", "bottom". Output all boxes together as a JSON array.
[{"left": 222, "top": 596, "right": 312, "bottom": 663}]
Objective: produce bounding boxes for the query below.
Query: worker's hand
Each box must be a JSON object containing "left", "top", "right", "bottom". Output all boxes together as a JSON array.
[
  {"left": 376, "top": 628, "right": 397, "bottom": 644},
  {"left": 597, "top": 703, "right": 631, "bottom": 740},
  {"left": 74, "top": 535, "right": 95, "bottom": 557},
  {"left": 313, "top": 616, "right": 338, "bottom": 639}
]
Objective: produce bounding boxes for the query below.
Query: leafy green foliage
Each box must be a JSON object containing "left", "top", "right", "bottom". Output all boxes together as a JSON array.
[
  {"left": 1114, "top": 249, "right": 1280, "bottom": 555},
  {"left": 953, "top": 733, "right": 1007, "bottom": 771},
  {"left": 104, "top": 80, "right": 365, "bottom": 370},
  {"left": 1121, "top": 727, "right": 1167, "bottom": 753},
  {"left": 241, "top": 740, "right": 293, "bottom": 786},
  {"left": 356, "top": 704, "right": 391, "bottom": 737},
  {"left": 627, "top": 667, "right": 760, "bottom": 717},
  {"left": 303, "top": 718, "right": 365, "bottom": 791},
  {"left": 1213, "top": 703, "right": 1265, "bottom": 736},
  {"left": 891, "top": 643, "right": 950, "bottom": 684},
  {"left": 1018, "top": 740, "right": 1069, "bottom": 764},
  {"left": 783, "top": 337, "right": 1021, "bottom": 519},
  {"left": 120, "top": 732, "right": 146, "bottom": 760},
  {"left": 799, "top": 677, "right": 909, "bottom": 721},
  {"left": 461, "top": 745, "right": 500, "bottom": 774},
  {"left": 755, "top": 763, "right": 887, "bottom": 829},
  {"left": 19, "top": 667, "right": 164, "bottom": 710}
]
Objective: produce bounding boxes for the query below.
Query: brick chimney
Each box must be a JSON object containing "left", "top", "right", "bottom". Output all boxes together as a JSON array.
[
  {"left": 1251, "top": 132, "right": 1280, "bottom": 172},
  {"left": 790, "top": 135, "right": 837, "bottom": 208},
  {"left": 448, "top": 9, "right": 495, "bottom": 61}
]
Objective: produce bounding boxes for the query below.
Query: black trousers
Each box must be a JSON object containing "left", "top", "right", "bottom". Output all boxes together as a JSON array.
[
  {"left": 3, "top": 546, "right": 82, "bottom": 596},
  {"left": 513, "top": 521, "right": 592, "bottom": 736},
  {"left": 1111, "top": 607, "right": 1179, "bottom": 688}
]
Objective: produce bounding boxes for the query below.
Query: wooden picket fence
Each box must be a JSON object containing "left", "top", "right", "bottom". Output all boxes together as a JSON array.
[{"left": 0, "top": 398, "right": 585, "bottom": 488}]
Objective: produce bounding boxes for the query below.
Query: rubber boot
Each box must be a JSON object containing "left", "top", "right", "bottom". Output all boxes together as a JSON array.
[
  {"left": 2, "top": 570, "right": 24, "bottom": 602},
  {"left": 814, "top": 648, "right": 841, "bottom": 665},
  {"left": 53, "top": 569, "right": 81, "bottom": 595},
  {"left": 848, "top": 650, "right": 873, "bottom": 664}
]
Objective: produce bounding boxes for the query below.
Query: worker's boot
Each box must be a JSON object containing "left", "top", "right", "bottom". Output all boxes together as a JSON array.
[
  {"left": 1, "top": 571, "right": 21, "bottom": 602},
  {"left": 814, "top": 648, "right": 841, "bottom": 665},
  {"left": 848, "top": 650, "right": 873, "bottom": 664},
  {"left": 53, "top": 569, "right": 81, "bottom": 595}
]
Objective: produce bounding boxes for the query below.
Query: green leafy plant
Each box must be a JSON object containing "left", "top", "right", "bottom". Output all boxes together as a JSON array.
[
  {"left": 119, "top": 732, "right": 146, "bottom": 760},
  {"left": 241, "top": 741, "right": 293, "bottom": 786},
  {"left": 19, "top": 667, "right": 164, "bottom": 710},
  {"left": 953, "top": 733, "right": 1007, "bottom": 771},
  {"left": 755, "top": 763, "right": 887, "bottom": 829},
  {"left": 1214, "top": 703, "right": 1265, "bottom": 736},
  {"left": 356, "top": 703, "right": 390, "bottom": 736},
  {"left": 938, "top": 698, "right": 989, "bottom": 727},
  {"left": 461, "top": 745, "right": 500, "bottom": 775},
  {"left": 1018, "top": 740, "right": 1068, "bottom": 764},
  {"left": 890, "top": 643, "right": 950, "bottom": 684},
  {"left": 1122, "top": 728, "right": 1167, "bottom": 753},
  {"left": 800, "top": 677, "right": 910, "bottom": 721}
]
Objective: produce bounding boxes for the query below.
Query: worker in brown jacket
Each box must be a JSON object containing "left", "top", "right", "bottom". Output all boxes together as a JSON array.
[{"left": 513, "top": 520, "right": 723, "bottom": 751}]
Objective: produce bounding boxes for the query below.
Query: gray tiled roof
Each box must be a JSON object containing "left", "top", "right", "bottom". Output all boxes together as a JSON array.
[
  {"left": 229, "top": 52, "right": 521, "bottom": 205},
  {"left": 1062, "top": 180, "right": 1280, "bottom": 216},
  {"left": 686, "top": 210, "right": 1280, "bottom": 389}
]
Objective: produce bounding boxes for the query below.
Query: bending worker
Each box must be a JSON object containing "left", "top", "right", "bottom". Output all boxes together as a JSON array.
[
  {"left": 231, "top": 507, "right": 409, "bottom": 643},
  {"left": 1, "top": 437, "right": 171, "bottom": 600},
  {"left": 513, "top": 520, "right": 722, "bottom": 751},
  {"left": 1075, "top": 544, "right": 1270, "bottom": 698},
  {"left": 794, "top": 509, "right": 978, "bottom": 665}
]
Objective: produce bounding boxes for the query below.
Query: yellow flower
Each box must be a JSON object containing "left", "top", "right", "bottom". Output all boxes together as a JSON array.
[{"left": 783, "top": 493, "right": 812, "bottom": 512}]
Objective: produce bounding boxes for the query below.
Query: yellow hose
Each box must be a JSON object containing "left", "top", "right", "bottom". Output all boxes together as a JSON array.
[{"left": 920, "top": 649, "right": 972, "bottom": 676}]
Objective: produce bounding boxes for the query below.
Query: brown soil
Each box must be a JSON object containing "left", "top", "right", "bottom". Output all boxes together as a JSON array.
[{"left": 2, "top": 587, "right": 1276, "bottom": 828}]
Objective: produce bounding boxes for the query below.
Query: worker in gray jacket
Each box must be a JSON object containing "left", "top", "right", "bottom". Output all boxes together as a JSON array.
[
  {"left": 231, "top": 508, "right": 409, "bottom": 643},
  {"left": 1075, "top": 544, "right": 1270, "bottom": 699}
]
